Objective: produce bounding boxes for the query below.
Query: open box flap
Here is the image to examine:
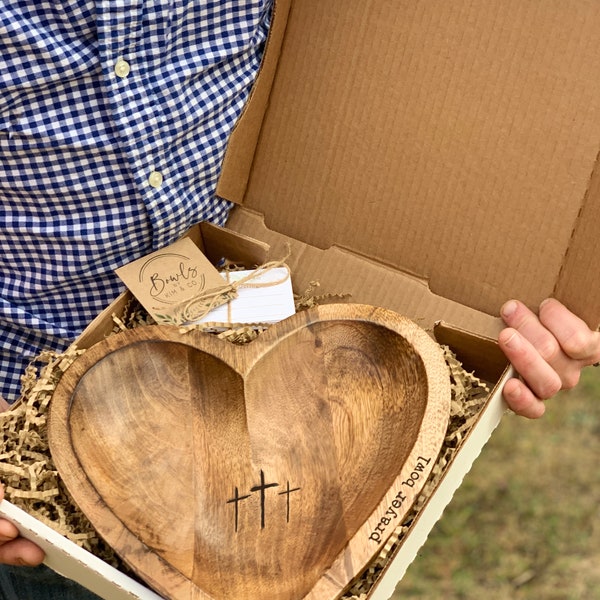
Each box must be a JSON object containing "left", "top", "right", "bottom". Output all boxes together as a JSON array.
[
  {"left": 218, "top": 0, "right": 600, "bottom": 328},
  {"left": 216, "top": 0, "right": 292, "bottom": 203}
]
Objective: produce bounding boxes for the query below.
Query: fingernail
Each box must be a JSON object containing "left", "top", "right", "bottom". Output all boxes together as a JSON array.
[
  {"left": 501, "top": 300, "right": 518, "bottom": 319},
  {"left": 503, "top": 330, "right": 521, "bottom": 349}
]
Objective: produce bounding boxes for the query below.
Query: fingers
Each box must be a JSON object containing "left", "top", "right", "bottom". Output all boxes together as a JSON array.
[
  {"left": 0, "top": 486, "right": 45, "bottom": 566},
  {"left": 538, "top": 298, "right": 600, "bottom": 363},
  {"left": 499, "top": 300, "right": 581, "bottom": 390},
  {"left": 498, "top": 327, "right": 563, "bottom": 399},
  {"left": 501, "top": 377, "right": 546, "bottom": 419},
  {"left": 0, "top": 516, "right": 45, "bottom": 566},
  {"left": 501, "top": 300, "right": 564, "bottom": 364},
  {"left": 499, "top": 298, "right": 600, "bottom": 419},
  {"left": 0, "top": 535, "right": 45, "bottom": 566},
  {"left": 0, "top": 515, "right": 19, "bottom": 542}
]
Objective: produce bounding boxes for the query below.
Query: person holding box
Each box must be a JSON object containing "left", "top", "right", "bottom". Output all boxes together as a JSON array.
[{"left": 1, "top": 1, "right": 599, "bottom": 598}]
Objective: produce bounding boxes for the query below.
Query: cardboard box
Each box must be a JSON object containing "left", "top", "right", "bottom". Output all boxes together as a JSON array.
[{"left": 4, "top": 1, "right": 600, "bottom": 598}]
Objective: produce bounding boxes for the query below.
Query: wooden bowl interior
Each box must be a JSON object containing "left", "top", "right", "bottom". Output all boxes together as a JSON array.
[
  {"left": 66, "top": 319, "right": 429, "bottom": 598},
  {"left": 50, "top": 304, "right": 447, "bottom": 600}
]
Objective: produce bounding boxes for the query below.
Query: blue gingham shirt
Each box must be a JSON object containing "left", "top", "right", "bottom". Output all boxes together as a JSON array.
[{"left": 0, "top": 1, "right": 272, "bottom": 401}]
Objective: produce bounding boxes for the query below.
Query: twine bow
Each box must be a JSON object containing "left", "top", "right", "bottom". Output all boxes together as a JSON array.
[{"left": 154, "top": 254, "right": 291, "bottom": 327}]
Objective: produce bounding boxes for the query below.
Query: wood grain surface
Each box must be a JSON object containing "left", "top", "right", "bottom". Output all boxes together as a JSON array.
[{"left": 48, "top": 304, "right": 451, "bottom": 600}]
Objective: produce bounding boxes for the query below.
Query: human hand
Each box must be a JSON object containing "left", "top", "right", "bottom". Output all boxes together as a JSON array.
[
  {"left": 0, "top": 485, "right": 45, "bottom": 566},
  {"left": 498, "top": 298, "right": 600, "bottom": 419}
]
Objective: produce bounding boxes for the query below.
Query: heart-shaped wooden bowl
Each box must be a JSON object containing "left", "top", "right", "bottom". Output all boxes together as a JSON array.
[{"left": 49, "top": 304, "right": 450, "bottom": 600}]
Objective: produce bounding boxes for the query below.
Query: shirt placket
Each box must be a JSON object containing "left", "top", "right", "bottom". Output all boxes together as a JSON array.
[{"left": 96, "top": 1, "right": 169, "bottom": 246}]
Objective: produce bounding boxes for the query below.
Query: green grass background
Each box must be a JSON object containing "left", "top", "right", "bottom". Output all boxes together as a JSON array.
[{"left": 391, "top": 367, "right": 600, "bottom": 600}]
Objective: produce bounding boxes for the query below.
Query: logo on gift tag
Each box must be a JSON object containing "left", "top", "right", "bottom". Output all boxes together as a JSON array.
[{"left": 116, "top": 237, "right": 225, "bottom": 322}]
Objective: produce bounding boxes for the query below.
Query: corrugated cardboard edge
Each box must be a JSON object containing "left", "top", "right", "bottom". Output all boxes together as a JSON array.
[
  {"left": 366, "top": 370, "right": 510, "bottom": 600},
  {"left": 554, "top": 147, "right": 600, "bottom": 329},
  {"left": 215, "top": 0, "right": 292, "bottom": 204}
]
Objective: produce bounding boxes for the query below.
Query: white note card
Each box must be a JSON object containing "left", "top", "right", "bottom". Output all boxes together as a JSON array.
[{"left": 194, "top": 267, "right": 295, "bottom": 327}]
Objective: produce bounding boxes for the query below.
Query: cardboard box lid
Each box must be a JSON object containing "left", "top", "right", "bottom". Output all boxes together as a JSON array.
[{"left": 218, "top": 0, "right": 600, "bottom": 328}]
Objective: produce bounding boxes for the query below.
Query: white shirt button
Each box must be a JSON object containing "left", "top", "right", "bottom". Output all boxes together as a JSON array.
[
  {"left": 148, "top": 171, "right": 164, "bottom": 188},
  {"left": 114, "top": 58, "right": 131, "bottom": 78}
]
